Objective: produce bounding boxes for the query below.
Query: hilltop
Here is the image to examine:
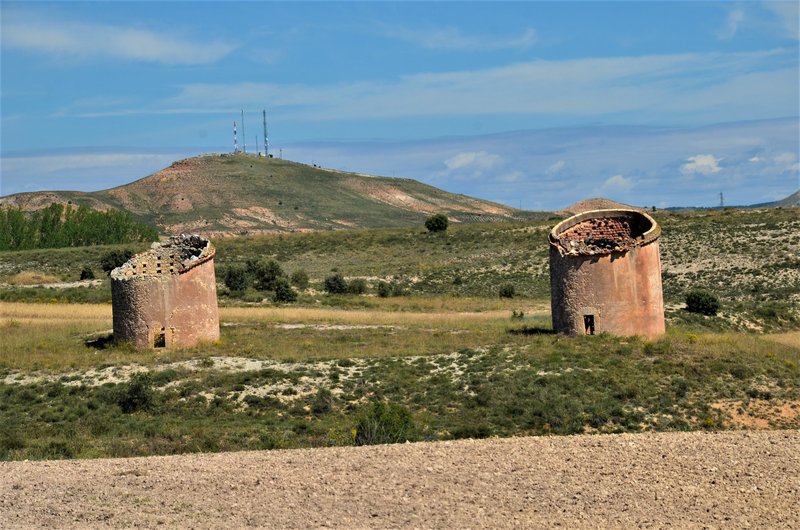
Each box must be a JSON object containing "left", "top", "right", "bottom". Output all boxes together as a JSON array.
[{"left": 0, "top": 154, "right": 541, "bottom": 236}]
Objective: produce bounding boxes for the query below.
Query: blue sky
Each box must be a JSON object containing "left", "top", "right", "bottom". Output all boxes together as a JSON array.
[{"left": 1, "top": 1, "right": 798, "bottom": 209}]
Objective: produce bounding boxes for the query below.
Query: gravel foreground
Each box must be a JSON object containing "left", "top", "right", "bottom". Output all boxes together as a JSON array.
[{"left": 1, "top": 431, "right": 798, "bottom": 529}]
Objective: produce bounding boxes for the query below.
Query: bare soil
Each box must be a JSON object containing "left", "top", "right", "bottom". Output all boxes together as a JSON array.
[{"left": 2, "top": 430, "right": 797, "bottom": 529}]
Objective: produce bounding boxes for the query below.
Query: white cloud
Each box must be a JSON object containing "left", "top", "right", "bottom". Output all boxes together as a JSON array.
[
  {"left": 443, "top": 151, "right": 502, "bottom": 173},
  {"left": 762, "top": 2, "right": 800, "bottom": 40},
  {"left": 681, "top": 154, "right": 722, "bottom": 175},
  {"left": 1, "top": 152, "right": 180, "bottom": 176},
  {"left": 2, "top": 11, "right": 235, "bottom": 65},
  {"left": 601, "top": 174, "right": 634, "bottom": 191},
  {"left": 546, "top": 160, "right": 566, "bottom": 175},
  {"left": 773, "top": 152, "right": 798, "bottom": 164},
  {"left": 133, "top": 48, "right": 793, "bottom": 124},
  {"left": 718, "top": 8, "right": 746, "bottom": 40},
  {"left": 382, "top": 25, "right": 537, "bottom": 51},
  {"left": 748, "top": 156, "right": 762, "bottom": 162}
]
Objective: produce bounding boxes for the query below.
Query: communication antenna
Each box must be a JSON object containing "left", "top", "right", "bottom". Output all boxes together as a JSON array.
[
  {"left": 268, "top": 110, "right": 269, "bottom": 157},
  {"left": 241, "top": 109, "right": 246, "bottom": 154},
  {"left": 233, "top": 121, "right": 238, "bottom": 153},
  {"left": 719, "top": 192, "right": 724, "bottom": 208}
]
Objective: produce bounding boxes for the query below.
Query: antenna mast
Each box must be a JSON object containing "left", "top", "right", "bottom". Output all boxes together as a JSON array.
[
  {"left": 268, "top": 110, "right": 269, "bottom": 157},
  {"left": 719, "top": 192, "right": 724, "bottom": 208},
  {"left": 233, "top": 121, "right": 238, "bottom": 153},
  {"left": 241, "top": 109, "right": 246, "bottom": 154}
]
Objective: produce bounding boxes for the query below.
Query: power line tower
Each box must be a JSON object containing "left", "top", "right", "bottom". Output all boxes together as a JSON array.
[{"left": 268, "top": 110, "right": 269, "bottom": 157}]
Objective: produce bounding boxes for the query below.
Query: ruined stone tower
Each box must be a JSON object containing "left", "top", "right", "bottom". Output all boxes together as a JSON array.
[
  {"left": 548, "top": 209, "right": 665, "bottom": 339},
  {"left": 111, "top": 234, "right": 220, "bottom": 348}
]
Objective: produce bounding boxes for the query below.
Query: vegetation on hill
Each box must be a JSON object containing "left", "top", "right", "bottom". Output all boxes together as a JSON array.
[{"left": 0, "top": 203, "right": 158, "bottom": 251}]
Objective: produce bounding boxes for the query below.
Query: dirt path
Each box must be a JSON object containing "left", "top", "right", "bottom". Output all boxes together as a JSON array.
[{"left": 1, "top": 431, "right": 798, "bottom": 529}]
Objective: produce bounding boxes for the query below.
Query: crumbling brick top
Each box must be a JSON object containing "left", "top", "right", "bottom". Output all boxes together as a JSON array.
[
  {"left": 111, "top": 234, "right": 215, "bottom": 279},
  {"left": 549, "top": 209, "right": 660, "bottom": 256}
]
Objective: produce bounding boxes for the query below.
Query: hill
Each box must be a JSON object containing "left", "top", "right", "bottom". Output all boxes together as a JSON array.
[
  {"left": 0, "top": 154, "right": 541, "bottom": 236},
  {"left": 748, "top": 190, "right": 800, "bottom": 208}
]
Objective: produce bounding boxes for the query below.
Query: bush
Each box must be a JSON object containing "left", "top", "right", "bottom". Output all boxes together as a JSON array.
[
  {"left": 249, "top": 259, "right": 285, "bottom": 292},
  {"left": 79, "top": 267, "right": 95, "bottom": 280},
  {"left": 272, "top": 277, "right": 297, "bottom": 303},
  {"left": 347, "top": 278, "right": 367, "bottom": 295},
  {"left": 290, "top": 269, "right": 309, "bottom": 290},
  {"left": 425, "top": 213, "right": 449, "bottom": 233},
  {"left": 116, "top": 373, "right": 154, "bottom": 413},
  {"left": 224, "top": 265, "right": 250, "bottom": 292},
  {"left": 324, "top": 273, "right": 348, "bottom": 294},
  {"left": 499, "top": 284, "right": 515, "bottom": 298},
  {"left": 376, "top": 281, "right": 392, "bottom": 298},
  {"left": 354, "top": 401, "right": 416, "bottom": 446},
  {"left": 685, "top": 289, "right": 720, "bottom": 316},
  {"left": 100, "top": 249, "right": 134, "bottom": 275}
]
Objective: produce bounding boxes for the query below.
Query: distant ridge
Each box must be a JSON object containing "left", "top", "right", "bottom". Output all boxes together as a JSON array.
[
  {"left": 559, "top": 197, "right": 642, "bottom": 216},
  {"left": 0, "top": 154, "right": 546, "bottom": 236}
]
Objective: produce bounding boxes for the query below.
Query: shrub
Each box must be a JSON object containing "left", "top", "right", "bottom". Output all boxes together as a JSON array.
[
  {"left": 100, "top": 249, "right": 134, "bottom": 275},
  {"left": 116, "top": 373, "right": 154, "bottom": 413},
  {"left": 224, "top": 265, "right": 250, "bottom": 292},
  {"left": 249, "top": 259, "right": 285, "bottom": 292},
  {"left": 499, "top": 284, "right": 516, "bottom": 298},
  {"left": 347, "top": 278, "right": 367, "bottom": 295},
  {"left": 79, "top": 267, "right": 95, "bottom": 280},
  {"left": 324, "top": 273, "right": 348, "bottom": 294},
  {"left": 425, "top": 213, "right": 449, "bottom": 233},
  {"left": 272, "top": 277, "right": 297, "bottom": 303},
  {"left": 311, "top": 388, "right": 334, "bottom": 414},
  {"left": 685, "top": 289, "right": 720, "bottom": 316},
  {"left": 290, "top": 269, "right": 309, "bottom": 290},
  {"left": 376, "top": 281, "right": 392, "bottom": 298},
  {"left": 354, "top": 401, "right": 416, "bottom": 446}
]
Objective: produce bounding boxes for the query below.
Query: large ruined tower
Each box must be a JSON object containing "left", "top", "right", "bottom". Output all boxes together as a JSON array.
[
  {"left": 111, "top": 235, "right": 220, "bottom": 348},
  {"left": 548, "top": 209, "right": 665, "bottom": 339}
]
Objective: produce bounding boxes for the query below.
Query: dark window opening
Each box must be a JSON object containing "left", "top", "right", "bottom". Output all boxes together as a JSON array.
[
  {"left": 154, "top": 328, "right": 166, "bottom": 348},
  {"left": 583, "top": 315, "right": 595, "bottom": 335}
]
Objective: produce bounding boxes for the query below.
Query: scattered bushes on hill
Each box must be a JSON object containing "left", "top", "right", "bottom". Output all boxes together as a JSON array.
[
  {"left": 376, "top": 281, "right": 392, "bottom": 298},
  {"left": 79, "top": 267, "right": 95, "bottom": 280},
  {"left": 100, "top": 249, "right": 134, "bottom": 275},
  {"left": 250, "top": 259, "right": 285, "bottom": 292},
  {"left": 347, "top": 278, "right": 367, "bottom": 295},
  {"left": 0, "top": 203, "right": 158, "bottom": 251},
  {"left": 685, "top": 289, "right": 720, "bottom": 316},
  {"left": 272, "top": 277, "right": 297, "bottom": 303},
  {"left": 499, "top": 284, "right": 516, "bottom": 298},
  {"left": 425, "top": 213, "right": 449, "bottom": 233},
  {"left": 324, "top": 273, "right": 349, "bottom": 294},
  {"left": 354, "top": 401, "right": 416, "bottom": 446},
  {"left": 290, "top": 269, "right": 309, "bottom": 290},
  {"left": 224, "top": 265, "right": 250, "bottom": 292}
]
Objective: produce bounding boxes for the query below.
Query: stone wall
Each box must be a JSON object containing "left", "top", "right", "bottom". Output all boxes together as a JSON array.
[
  {"left": 549, "top": 209, "right": 665, "bottom": 339},
  {"left": 111, "top": 235, "right": 219, "bottom": 348}
]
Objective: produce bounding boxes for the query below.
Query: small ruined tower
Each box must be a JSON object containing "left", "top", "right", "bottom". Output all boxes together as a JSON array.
[
  {"left": 548, "top": 209, "right": 665, "bottom": 339},
  {"left": 111, "top": 234, "right": 220, "bottom": 348}
]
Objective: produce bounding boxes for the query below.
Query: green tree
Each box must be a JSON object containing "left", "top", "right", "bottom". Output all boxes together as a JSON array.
[
  {"left": 324, "top": 273, "right": 348, "bottom": 294},
  {"left": 685, "top": 289, "right": 720, "bottom": 316},
  {"left": 425, "top": 213, "right": 449, "bottom": 233},
  {"left": 290, "top": 269, "right": 309, "bottom": 290},
  {"left": 272, "top": 277, "right": 297, "bottom": 303},
  {"left": 100, "top": 249, "right": 134, "bottom": 275}
]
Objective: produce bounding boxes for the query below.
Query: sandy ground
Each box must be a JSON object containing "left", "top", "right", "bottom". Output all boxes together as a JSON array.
[{"left": 1, "top": 430, "right": 798, "bottom": 529}]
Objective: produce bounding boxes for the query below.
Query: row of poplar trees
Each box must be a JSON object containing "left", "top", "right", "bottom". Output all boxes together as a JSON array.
[{"left": 0, "top": 203, "right": 158, "bottom": 251}]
